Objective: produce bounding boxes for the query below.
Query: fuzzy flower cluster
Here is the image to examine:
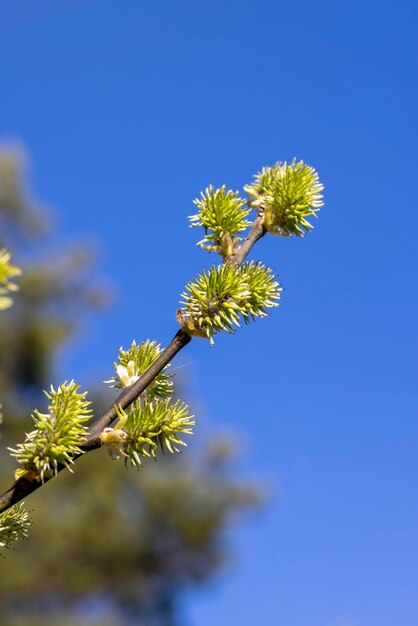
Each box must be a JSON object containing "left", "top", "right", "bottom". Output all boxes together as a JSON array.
[
  {"left": 106, "top": 339, "right": 173, "bottom": 400},
  {"left": 0, "top": 248, "right": 22, "bottom": 310},
  {"left": 244, "top": 159, "right": 324, "bottom": 236},
  {"left": 102, "top": 340, "right": 195, "bottom": 466},
  {"left": 0, "top": 503, "right": 31, "bottom": 552},
  {"left": 0, "top": 373, "right": 30, "bottom": 552},
  {"left": 177, "top": 262, "right": 281, "bottom": 344},
  {"left": 9, "top": 381, "right": 92, "bottom": 482},
  {"left": 102, "top": 399, "right": 195, "bottom": 469},
  {"left": 189, "top": 185, "right": 251, "bottom": 256}
]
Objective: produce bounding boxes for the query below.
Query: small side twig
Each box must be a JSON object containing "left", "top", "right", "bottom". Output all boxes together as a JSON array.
[{"left": 226, "top": 206, "right": 266, "bottom": 265}]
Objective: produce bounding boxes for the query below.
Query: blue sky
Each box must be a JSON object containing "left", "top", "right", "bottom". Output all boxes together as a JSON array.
[{"left": 1, "top": 0, "right": 418, "bottom": 624}]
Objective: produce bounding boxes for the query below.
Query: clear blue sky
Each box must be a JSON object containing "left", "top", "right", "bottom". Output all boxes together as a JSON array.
[{"left": 1, "top": 1, "right": 418, "bottom": 625}]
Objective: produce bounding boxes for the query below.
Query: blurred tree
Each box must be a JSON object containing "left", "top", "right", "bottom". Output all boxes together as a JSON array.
[
  {"left": 0, "top": 148, "right": 259, "bottom": 626},
  {"left": 0, "top": 148, "right": 105, "bottom": 412}
]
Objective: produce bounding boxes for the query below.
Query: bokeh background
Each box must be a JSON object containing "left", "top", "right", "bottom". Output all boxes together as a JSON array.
[{"left": 0, "top": 1, "right": 418, "bottom": 625}]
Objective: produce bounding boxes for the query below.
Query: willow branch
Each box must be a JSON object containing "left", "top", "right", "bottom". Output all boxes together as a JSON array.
[
  {"left": 0, "top": 330, "right": 192, "bottom": 512},
  {"left": 0, "top": 207, "right": 266, "bottom": 513}
]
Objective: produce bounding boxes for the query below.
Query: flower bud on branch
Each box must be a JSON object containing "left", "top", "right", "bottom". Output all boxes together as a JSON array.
[
  {"left": 189, "top": 185, "right": 251, "bottom": 256},
  {"left": 0, "top": 503, "right": 31, "bottom": 553},
  {"left": 9, "top": 381, "right": 92, "bottom": 482},
  {"left": 244, "top": 159, "right": 324, "bottom": 237},
  {"left": 101, "top": 399, "right": 195, "bottom": 468},
  {"left": 106, "top": 339, "right": 173, "bottom": 400},
  {"left": 177, "top": 262, "right": 280, "bottom": 345}
]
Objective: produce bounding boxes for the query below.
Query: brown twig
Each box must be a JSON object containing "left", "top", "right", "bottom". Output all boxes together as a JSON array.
[
  {"left": 226, "top": 205, "right": 266, "bottom": 265},
  {"left": 0, "top": 329, "right": 192, "bottom": 512},
  {"left": 0, "top": 207, "right": 266, "bottom": 514}
]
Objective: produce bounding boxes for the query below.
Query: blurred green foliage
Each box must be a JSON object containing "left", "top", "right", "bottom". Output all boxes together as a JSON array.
[{"left": 0, "top": 148, "right": 260, "bottom": 626}]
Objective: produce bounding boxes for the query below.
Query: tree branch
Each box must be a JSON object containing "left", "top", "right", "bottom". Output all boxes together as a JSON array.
[
  {"left": 0, "top": 330, "right": 192, "bottom": 512},
  {"left": 0, "top": 207, "right": 266, "bottom": 513}
]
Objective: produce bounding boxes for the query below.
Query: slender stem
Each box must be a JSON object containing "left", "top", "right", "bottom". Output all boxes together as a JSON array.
[
  {"left": 0, "top": 207, "right": 266, "bottom": 514},
  {"left": 0, "top": 330, "right": 192, "bottom": 512},
  {"left": 226, "top": 206, "right": 266, "bottom": 265},
  {"left": 85, "top": 329, "right": 192, "bottom": 445}
]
